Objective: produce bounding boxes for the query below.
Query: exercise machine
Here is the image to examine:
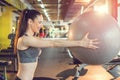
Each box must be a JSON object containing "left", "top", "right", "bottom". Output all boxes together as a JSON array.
[{"left": 0, "top": 60, "right": 12, "bottom": 80}]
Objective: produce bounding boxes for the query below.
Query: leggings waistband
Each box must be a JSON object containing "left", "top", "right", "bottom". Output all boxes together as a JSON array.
[{"left": 15, "top": 76, "right": 21, "bottom": 80}]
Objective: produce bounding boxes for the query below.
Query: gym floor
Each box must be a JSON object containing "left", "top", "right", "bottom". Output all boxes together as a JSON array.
[{"left": 2, "top": 48, "right": 120, "bottom": 80}]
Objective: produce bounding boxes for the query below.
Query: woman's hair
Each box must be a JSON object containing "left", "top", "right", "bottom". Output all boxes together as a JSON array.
[{"left": 14, "top": 9, "right": 41, "bottom": 54}]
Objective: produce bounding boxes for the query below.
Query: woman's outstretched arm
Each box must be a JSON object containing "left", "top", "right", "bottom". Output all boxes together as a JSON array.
[{"left": 22, "top": 33, "right": 99, "bottom": 49}]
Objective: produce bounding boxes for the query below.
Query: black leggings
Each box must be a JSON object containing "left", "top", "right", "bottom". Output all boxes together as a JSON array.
[{"left": 15, "top": 76, "right": 21, "bottom": 80}]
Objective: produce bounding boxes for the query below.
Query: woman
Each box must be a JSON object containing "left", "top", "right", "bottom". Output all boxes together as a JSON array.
[{"left": 14, "top": 9, "right": 99, "bottom": 80}]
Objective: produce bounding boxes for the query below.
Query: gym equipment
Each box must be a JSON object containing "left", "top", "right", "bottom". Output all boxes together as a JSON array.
[
  {"left": 67, "top": 48, "right": 120, "bottom": 80},
  {"left": 104, "top": 58, "right": 120, "bottom": 79},
  {"left": 33, "top": 77, "right": 56, "bottom": 80},
  {"left": 66, "top": 48, "right": 87, "bottom": 80},
  {"left": 68, "top": 10, "right": 120, "bottom": 65},
  {"left": 0, "top": 60, "right": 12, "bottom": 80}
]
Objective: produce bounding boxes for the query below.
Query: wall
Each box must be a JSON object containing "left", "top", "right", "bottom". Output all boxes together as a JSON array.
[{"left": 0, "top": 6, "right": 15, "bottom": 50}]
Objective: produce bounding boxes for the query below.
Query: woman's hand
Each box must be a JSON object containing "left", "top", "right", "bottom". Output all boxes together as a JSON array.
[{"left": 80, "top": 32, "right": 99, "bottom": 49}]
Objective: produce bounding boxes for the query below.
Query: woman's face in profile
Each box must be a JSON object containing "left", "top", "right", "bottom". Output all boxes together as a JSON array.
[{"left": 31, "top": 15, "right": 43, "bottom": 33}]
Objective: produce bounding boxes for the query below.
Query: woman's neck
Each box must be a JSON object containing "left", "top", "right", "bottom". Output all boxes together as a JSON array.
[{"left": 25, "top": 28, "right": 34, "bottom": 36}]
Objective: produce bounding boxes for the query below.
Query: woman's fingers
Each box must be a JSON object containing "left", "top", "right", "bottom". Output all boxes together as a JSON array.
[
  {"left": 91, "top": 39, "right": 100, "bottom": 44},
  {"left": 88, "top": 42, "right": 99, "bottom": 49},
  {"left": 89, "top": 45, "right": 99, "bottom": 49},
  {"left": 84, "top": 32, "right": 89, "bottom": 39},
  {"left": 91, "top": 38, "right": 98, "bottom": 41},
  {"left": 88, "top": 39, "right": 99, "bottom": 49},
  {"left": 82, "top": 33, "right": 100, "bottom": 49}
]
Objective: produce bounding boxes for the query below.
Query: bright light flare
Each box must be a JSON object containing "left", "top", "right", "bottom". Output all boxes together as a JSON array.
[{"left": 94, "top": 5, "right": 108, "bottom": 14}]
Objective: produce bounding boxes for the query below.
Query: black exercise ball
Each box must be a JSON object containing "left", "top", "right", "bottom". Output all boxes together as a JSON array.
[{"left": 68, "top": 10, "right": 120, "bottom": 65}]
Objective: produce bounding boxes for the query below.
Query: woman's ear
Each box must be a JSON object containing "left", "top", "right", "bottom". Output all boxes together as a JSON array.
[{"left": 28, "top": 19, "right": 33, "bottom": 25}]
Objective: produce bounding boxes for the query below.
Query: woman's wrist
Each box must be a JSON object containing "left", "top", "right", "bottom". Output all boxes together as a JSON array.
[{"left": 78, "top": 40, "right": 88, "bottom": 48}]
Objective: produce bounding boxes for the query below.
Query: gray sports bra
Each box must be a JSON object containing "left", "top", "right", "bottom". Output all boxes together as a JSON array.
[
  {"left": 17, "top": 47, "right": 41, "bottom": 63},
  {"left": 17, "top": 34, "right": 41, "bottom": 63}
]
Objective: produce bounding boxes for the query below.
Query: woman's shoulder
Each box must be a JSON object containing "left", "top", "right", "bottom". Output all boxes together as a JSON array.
[
  {"left": 18, "top": 35, "right": 34, "bottom": 46},
  {"left": 21, "top": 35, "right": 40, "bottom": 46},
  {"left": 17, "top": 37, "right": 29, "bottom": 50}
]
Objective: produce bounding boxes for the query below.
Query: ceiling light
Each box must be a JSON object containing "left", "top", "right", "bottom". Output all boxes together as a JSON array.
[
  {"left": 94, "top": 5, "right": 108, "bottom": 14},
  {"left": 40, "top": 4, "right": 45, "bottom": 8},
  {"left": 37, "top": 0, "right": 41, "bottom": 2}
]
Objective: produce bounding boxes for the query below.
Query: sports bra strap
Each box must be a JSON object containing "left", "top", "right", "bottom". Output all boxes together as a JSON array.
[{"left": 24, "top": 34, "right": 28, "bottom": 36}]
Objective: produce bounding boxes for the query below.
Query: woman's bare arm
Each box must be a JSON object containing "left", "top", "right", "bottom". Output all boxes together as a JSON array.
[{"left": 22, "top": 33, "right": 99, "bottom": 49}]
